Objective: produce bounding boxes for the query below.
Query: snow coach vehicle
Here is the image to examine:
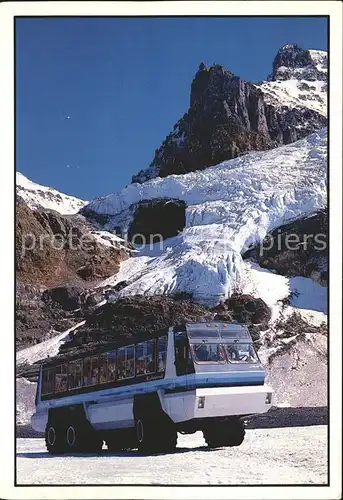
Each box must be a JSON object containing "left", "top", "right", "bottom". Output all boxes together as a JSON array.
[{"left": 31, "top": 322, "right": 273, "bottom": 453}]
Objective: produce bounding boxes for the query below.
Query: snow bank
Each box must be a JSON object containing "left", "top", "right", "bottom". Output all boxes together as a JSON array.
[
  {"left": 87, "top": 130, "right": 327, "bottom": 305},
  {"left": 242, "top": 261, "right": 327, "bottom": 322}
]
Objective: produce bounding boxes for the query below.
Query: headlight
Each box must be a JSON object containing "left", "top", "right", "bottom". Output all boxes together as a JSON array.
[
  {"left": 198, "top": 396, "right": 205, "bottom": 409},
  {"left": 265, "top": 393, "right": 272, "bottom": 404}
]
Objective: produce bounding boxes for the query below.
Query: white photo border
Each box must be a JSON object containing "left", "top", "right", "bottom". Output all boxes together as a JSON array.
[{"left": 0, "top": 1, "right": 341, "bottom": 499}]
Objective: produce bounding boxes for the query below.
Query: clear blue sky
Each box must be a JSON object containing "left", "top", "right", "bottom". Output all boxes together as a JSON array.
[{"left": 16, "top": 16, "right": 327, "bottom": 200}]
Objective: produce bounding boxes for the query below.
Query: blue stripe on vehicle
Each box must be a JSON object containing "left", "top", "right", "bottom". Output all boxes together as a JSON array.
[{"left": 164, "top": 374, "right": 264, "bottom": 394}]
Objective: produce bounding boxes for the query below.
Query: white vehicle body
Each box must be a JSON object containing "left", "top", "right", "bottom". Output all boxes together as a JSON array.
[{"left": 31, "top": 322, "right": 273, "bottom": 452}]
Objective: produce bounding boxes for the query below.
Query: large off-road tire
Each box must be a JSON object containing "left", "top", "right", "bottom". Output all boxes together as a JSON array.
[
  {"left": 45, "top": 421, "right": 66, "bottom": 454},
  {"left": 135, "top": 416, "right": 177, "bottom": 453},
  {"left": 64, "top": 421, "right": 103, "bottom": 453},
  {"left": 157, "top": 422, "right": 178, "bottom": 452},
  {"left": 204, "top": 417, "right": 246, "bottom": 448},
  {"left": 135, "top": 417, "right": 156, "bottom": 453},
  {"left": 133, "top": 393, "right": 177, "bottom": 454}
]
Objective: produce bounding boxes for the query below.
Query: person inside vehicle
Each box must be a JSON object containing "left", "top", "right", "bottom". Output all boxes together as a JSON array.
[
  {"left": 196, "top": 344, "right": 210, "bottom": 361},
  {"left": 227, "top": 345, "right": 240, "bottom": 361}
]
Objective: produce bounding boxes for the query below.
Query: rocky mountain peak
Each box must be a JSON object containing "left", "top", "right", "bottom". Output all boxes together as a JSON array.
[
  {"left": 268, "top": 43, "right": 327, "bottom": 82},
  {"left": 131, "top": 45, "right": 327, "bottom": 184},
  {"left": 190, "top": 63, "right": 236, "bottom": 107}
]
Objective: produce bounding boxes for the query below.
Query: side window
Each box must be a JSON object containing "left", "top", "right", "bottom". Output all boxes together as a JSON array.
[
  {"left": 90, "top": 356, "right": 99, "bottom": 385},
  {"left": 83, "top": 357, "right": 91, "bottom": 386},
  {"left": 42, "top": 369, "right": 48, "bottom": 395},
  {"left": 68, "top": 359, "right": 83, "bottom": 390},
  {"left": 136, "top": 342, "right": 146, "bottom": 376},
  {"left": 99, "top": 354, "right": 108, "bottom": 384},
  {"left": 125, "top": 345, "right": 135, "bottom": 378},
  {"left": 117, "top": 346, "right": 135, "bottom": 380},
  {"left": 83, "top": 356, "right": 99, "bottom": 386},
  {"left": 147, "top": 339, "right": 156, "bottom": 373},
  {"left": 117, "top": 348, "right": 125, "bottom": 380},
  {"left": 107, "top": 351, "right": 116, "bottom": 382},
  {"left": 42, "top": 368, "right": 54, "bottom": 395},
  {"left": 136, "top": 341, "right": 156, "bottom": 376},
  {"left": 55, "top": 364, "right": 68, "bottom": 393},
  {"left": 157, "top": 335, "right": 168, "bottom": 373},
  {"left": 174, "top": 332, "right": 194, "bottom": 376}
]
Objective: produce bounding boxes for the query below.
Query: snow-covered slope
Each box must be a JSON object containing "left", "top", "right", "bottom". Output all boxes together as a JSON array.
[
  {"left": 16, "top": 321, "right": 85, "bottom": 368},
  {"left": 16, "top": 172, "right": 87, "bottom": 215},
  {"left": 242, "top": 261, "right": 327, "bottom": 322},
  {"left": 256, "top": 77, "right": 326, "bottom": 116},
  {"left": 85, "top": 128, "right": 327, "bottom": 306},
  {"left": 255, "top": 47, "right": 327, "bottom": 117}
]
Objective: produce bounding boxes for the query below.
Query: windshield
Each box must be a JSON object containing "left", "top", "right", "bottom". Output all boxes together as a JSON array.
[
  {"left": 191, "top": 342, "right": 258, "bottom": 364},
  {"left": 224, "top": 343, "right": 258, "bottom": 363},
  {"left": 191, "top": 343, "right": 227, "bottom": 363}
]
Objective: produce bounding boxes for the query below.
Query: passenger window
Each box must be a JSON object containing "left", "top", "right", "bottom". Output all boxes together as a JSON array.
[
  {"left": 42, "top": 370, "right": 47, "bottom": 395},
  {"left": 135, "top": 342, "right": 147, "bottom": 376},
  {"left": 83, "top": 357, "right": 91, "bottom": 386},
  {"left": 107, "top": 351, "right": 116, "bottom": 382},
  {"left": 42, "top": 368, "right": 54, "bottom": 395},
  {"left": 174, "top": 333, "right": 194, "bottom": 376},
  {"left": 157, "top": 335, "right": 168, "bottom": 373},
  {"left": 135, "top": 340, "right": 156, "bottom": 375},
  {"left": 125, "top": 345, "right": 135, "bottom": 378},
  {"left": 99, "top": 354, "right": 108, "bottom": 384},
  {"left": 83, "top": 356, "right": 99, "bottom": 386},
  {"left": 55, "top": 364, "right": 68, "bottom": 392},
  {"left": 68, "top": 359, "right": 83, "bottom": 389},
  {"left": 147, "top": 339, "right": 156, "bottom": 373},
  {"left": 90, "top": 356, "right": 99, "bottom": 385},
  {"left": 117, "top": 348, "right": 126, "bottom": 380}
]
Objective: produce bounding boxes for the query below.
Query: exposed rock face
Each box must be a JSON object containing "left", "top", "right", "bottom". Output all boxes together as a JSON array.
[
  {"left": 16, "top": 283, "right": 83, "bottom": 349},
  {"left": 213, "top": 293, "right": 272, "bottom": 342},
  {"left": 133, "top": 64, "right": 274, "bottom": 182},
  {"left": 16, "top": 199, "right": 131, "bottom": 348},
  {"left": 264, "top": 105, "right": 326, "bottom": 145},
  {"left": 243, "top": 209, "right": 327, "bottom": 285},
  {"left": 214, "top": 293, "right": 272, "bottom": 326},
  {"left": 42, "top": 286, "right": 83, "bottom": 311},
  {"left": 16, "top": 199, "right": 129, "bottom": 288},
  {"left": 132, "top": 45, "right": 327, "bottom": 183},
  {"left": 128, "top": 198, "right": 186, "bottom": 243}
]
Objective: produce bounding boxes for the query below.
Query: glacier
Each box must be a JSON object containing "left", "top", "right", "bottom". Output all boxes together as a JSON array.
[{"left": 84, "top": 128, "right": 327, "bottom": 306}]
